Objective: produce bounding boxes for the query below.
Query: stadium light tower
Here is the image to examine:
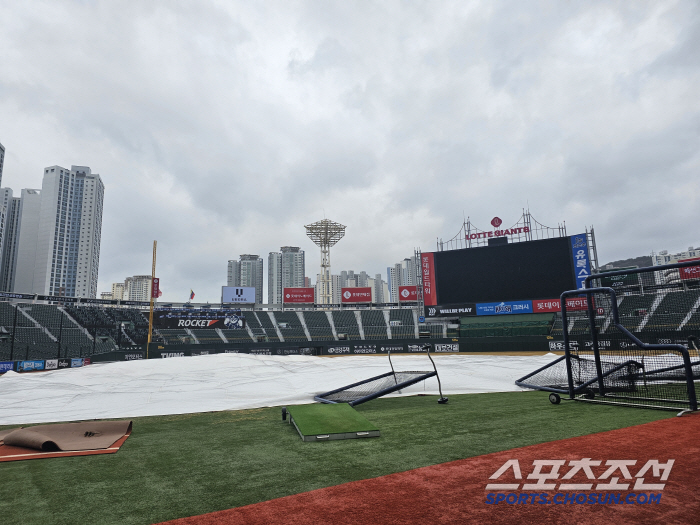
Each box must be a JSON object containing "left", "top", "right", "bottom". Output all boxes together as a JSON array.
[{"left": 305, "top": 219, "right": 346, "bottom": 305}]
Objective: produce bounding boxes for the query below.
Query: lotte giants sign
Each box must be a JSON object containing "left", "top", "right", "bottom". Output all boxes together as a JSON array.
[
  {"left": 679, "top": 258, "right": 700, "bottom": 281},
  {"left": 283, "top": 287, "right": 315, "bottom": 304},
  {"left": 341, "top": 287, "right": 372, "bottom": 303},
  {"left": 399, "top": 285, "right": 418, "bottom": 302}
]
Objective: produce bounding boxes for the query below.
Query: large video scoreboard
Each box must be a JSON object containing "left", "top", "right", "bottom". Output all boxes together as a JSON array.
[{"left": 423, "top": 235, "right": 591, "bottom": 318}]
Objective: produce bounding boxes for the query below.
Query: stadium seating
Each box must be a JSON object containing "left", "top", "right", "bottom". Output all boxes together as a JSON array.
[
  {"left": 273, "top": 311, "right": 309, "bottom": 342},
  {"left": 389, "top": 309, "right": 416, "bottom": 339},
  {"left": 255, "top": 312, "right": 281, "bottom": 342},
  {"left": 643, "top": 290, "right": 698, "bottom": 332},
  {"left": 359, "top": 310, "right": 388, "bottom": 339},
  {"left": 189, "top": 329, "right": 225, "bottom": 344},
  {"left": 241, "top": 312, "right": 267, "bottom": 342},
  {"left": 220, "top": 329, "right": 253, "bottom": 343},
  {"left": 616, "top": 294, "right": 656, "bottom": 331},
  {"left": 331, "top": 311, "right": 362, "bottom": 340},
  {"left": 302, "top": 311, "right": 335, "bottom": 341},
  {"left": 158, "top": 329, "right": 195, "bottom": 345}
]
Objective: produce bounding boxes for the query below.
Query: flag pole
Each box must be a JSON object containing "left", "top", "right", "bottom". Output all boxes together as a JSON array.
[{"left": 147, "top": 240, "right": 157, "bottom": 359}]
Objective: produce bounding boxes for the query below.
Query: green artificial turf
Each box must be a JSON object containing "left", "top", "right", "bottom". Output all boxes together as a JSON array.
[
  {"left": 0, "top": 391, "right": 674, "bottom": 525},
  {"left": 286, "top": 403, "right": 379, "bottom": 436}
]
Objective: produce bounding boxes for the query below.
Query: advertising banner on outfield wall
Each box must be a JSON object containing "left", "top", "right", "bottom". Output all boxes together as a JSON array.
[
  {"left": 421, "top": 253, "right": 437, "bottom": 306},
  {"left": 398, "top": 285, "right": 418, "bottom": 302},
  {"left": 221, "top": 286, "right": 256, "bottom": 304},
  {"left": 679, "top": 258, "right": 700, "bottom": 281},
  {"left": 283, "top": 287, "right": 315, "bottom": 304},
  {"left": 0, "top": 362, "right": 14, "bottom": 373},
  {"left": 476, "top": 300, "right": 533, "bottom": 316},
  {"left": 154, "top": 310, "right": 246, "bottom": 330},
  {"left": 341, "top": 287, "right": 372, "bottom": 303},
  {"left": 425, "top": 303, "right": 477, "bottom": 318},
  {"left": 532, "top": 297, "right": 593, "bottom": 313}
]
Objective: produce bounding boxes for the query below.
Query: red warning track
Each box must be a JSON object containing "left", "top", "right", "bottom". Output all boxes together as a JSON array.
[{"left": 162, "top": 415, "right": 700, "bottom": 525}]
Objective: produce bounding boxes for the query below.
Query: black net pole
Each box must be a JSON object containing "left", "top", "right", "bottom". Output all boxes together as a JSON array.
[
  {"left": 560, "top": 297, "right": 575, "bottom": 399},
  {"left": 586, "top": 289, "right": 607, "bottom": 396}
]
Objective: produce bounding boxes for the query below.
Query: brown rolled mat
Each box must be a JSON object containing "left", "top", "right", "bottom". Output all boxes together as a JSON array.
[{"left": 0, "top": 420, "right": 132, "bottom": 452}]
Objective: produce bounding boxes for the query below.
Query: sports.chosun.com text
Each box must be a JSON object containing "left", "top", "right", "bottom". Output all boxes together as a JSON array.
[{"left": 485, "top": 492, "right": 661, "bottom": 505}]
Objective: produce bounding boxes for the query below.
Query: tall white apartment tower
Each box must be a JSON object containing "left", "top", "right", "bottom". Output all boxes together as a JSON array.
[
  {"left": 268, "top": 247, "right": 305, "bottom": 305},
  {"left": 268, "top": 251, "right": 282, "bottom": 304},
  {"left": 0, "top": 194, "right": 20, "bottom": 292},
  {"left": 227, "top": 260, "right": 241, "bottom": 286},
  {"left": 14, "top": 165, "right": 104, "bottom": 297},
  {"left": 239, "top": 254, "right": 263, "bottom": 304},
  {"left": 281, "top": 246, "right": 305, "bottom": 289}
]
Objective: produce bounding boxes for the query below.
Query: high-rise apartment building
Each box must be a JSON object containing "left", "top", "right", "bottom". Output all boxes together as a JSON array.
[
  {"left": 0, "top": 189, "right": 13, "bottom": 288},
  {"left": 268, "top": 252, "right": 282, "bottom": 304},
  {"left": 111, "top": 282, "right": 125, "bottom": 301},
  {"left": 268, "top": 246, "right": 305, "bottom": 304},
  {"left": 124, "top": 275, "right": 152, "bottom": 301},
  {"left": 227, "top": 260, "right": 240, "bottom": 286},
  {"left": 231, "top": 254, "right": 263, "bottom": 304},
  {"left": 13, "top": 166, "right": 104, "bottom": 297},
  {"left": 387, "top": 256, "right": 419, "bottom": 302},
  {"left": 13, "top": 188, "right": 42, "bottom": 294},
  {"left": 0, "top": 194, "right": 20, "bottom": 292}
]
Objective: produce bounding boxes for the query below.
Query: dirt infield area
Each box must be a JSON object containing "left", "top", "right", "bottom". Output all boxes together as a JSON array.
[{"left": 162, "top": 413, "right": 700, "bottom": 525}]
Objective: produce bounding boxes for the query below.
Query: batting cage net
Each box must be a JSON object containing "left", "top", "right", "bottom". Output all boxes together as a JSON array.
[
  {"left": 517, "top": 261, "right": 700, "bottom": 412},
  {"left": 316, "top": 371, "right": 437, "bottom": 405}
]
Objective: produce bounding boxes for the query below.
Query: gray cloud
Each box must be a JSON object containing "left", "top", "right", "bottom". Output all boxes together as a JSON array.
[{"left": 0, "top": 0, "right": 698, "bottom": 301}]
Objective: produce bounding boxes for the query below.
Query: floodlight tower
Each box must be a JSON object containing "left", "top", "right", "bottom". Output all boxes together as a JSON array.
[{"left": 305, "top": 219, "right": 346, "bottom": 305}]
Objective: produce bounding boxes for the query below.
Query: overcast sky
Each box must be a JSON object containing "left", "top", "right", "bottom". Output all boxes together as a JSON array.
[{"left": 1, "top": 1, "right": 698, "bottom": 303}]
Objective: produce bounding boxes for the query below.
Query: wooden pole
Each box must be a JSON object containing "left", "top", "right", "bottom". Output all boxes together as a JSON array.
[{"left": 147, "top": 240, "right": 157, "bottom": 358}]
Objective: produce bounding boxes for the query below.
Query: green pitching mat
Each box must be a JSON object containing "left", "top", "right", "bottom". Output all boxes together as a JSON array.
[{"left": 282, "top": 403, "right": 380, "bottom": 442}]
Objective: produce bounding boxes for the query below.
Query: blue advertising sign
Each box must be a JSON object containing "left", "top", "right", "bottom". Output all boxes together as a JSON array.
[
  {"left": 476, "top": 300, "right": 533, "bottom": 316},
  {"left": 571, "top": 234, "right": 592, "bottom": 289},
  {"left": 418, "top": 316, "right": 425, "bottom": 323},
  {"left": 0, "top": 361, "right": 14, "bottom": 373},
  {"left": 71, "top": 358, "right": 84, "bottom": 368},
  {"left": 17, "top": 360, "right": 45, "bottom": 372}
]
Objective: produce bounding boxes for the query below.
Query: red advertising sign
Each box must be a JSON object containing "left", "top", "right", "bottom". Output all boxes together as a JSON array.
[
  {"left": 151, "top": 278, "right": 160, "bottom": 299},
  {"left": 398, "top": 285, "right": 418, "bottom": 302},
  {"left": 422, "top": 253, "right": 437, "bottom": 306},
  {"left": 679, "top": 258, "right": 700, "bottom": 281},
  {"left": 341, "top": 287, "right": 372, "bottom": 303},
  {"left": 533, "top": 297, "right": 593, "bottom": 313},
  {"left": 283, "top": 287, "right": 315, "bottom": 303}
]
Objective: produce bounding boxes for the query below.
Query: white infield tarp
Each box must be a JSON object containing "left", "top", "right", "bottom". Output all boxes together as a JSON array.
[{"left": 0, "top": 353, "right": 559, "bottom": 425}]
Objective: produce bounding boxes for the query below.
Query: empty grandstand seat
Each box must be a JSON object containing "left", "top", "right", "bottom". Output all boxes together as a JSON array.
[
  {"left": 273, "top": 312, "right": 309, "bottom": 342},
  {"left": 302, "top": 312, "right": 335, "bottom": 341},
  {"left": 360, "top": 310, "right": 388, "bottom": 339},
  {"left": 331, "top": 311, "right": 362, "bottom": 340}
]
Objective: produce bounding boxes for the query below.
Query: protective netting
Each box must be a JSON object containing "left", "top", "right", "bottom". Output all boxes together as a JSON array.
[
  {"left": 518, "top": 263, "right": 700, "bottom": 410},
  {"left": 517, "top": 354, "right": 641, "bottom": 393},
  {"left": 317, "top": 371, "right": 434, "bottom": 404}
]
